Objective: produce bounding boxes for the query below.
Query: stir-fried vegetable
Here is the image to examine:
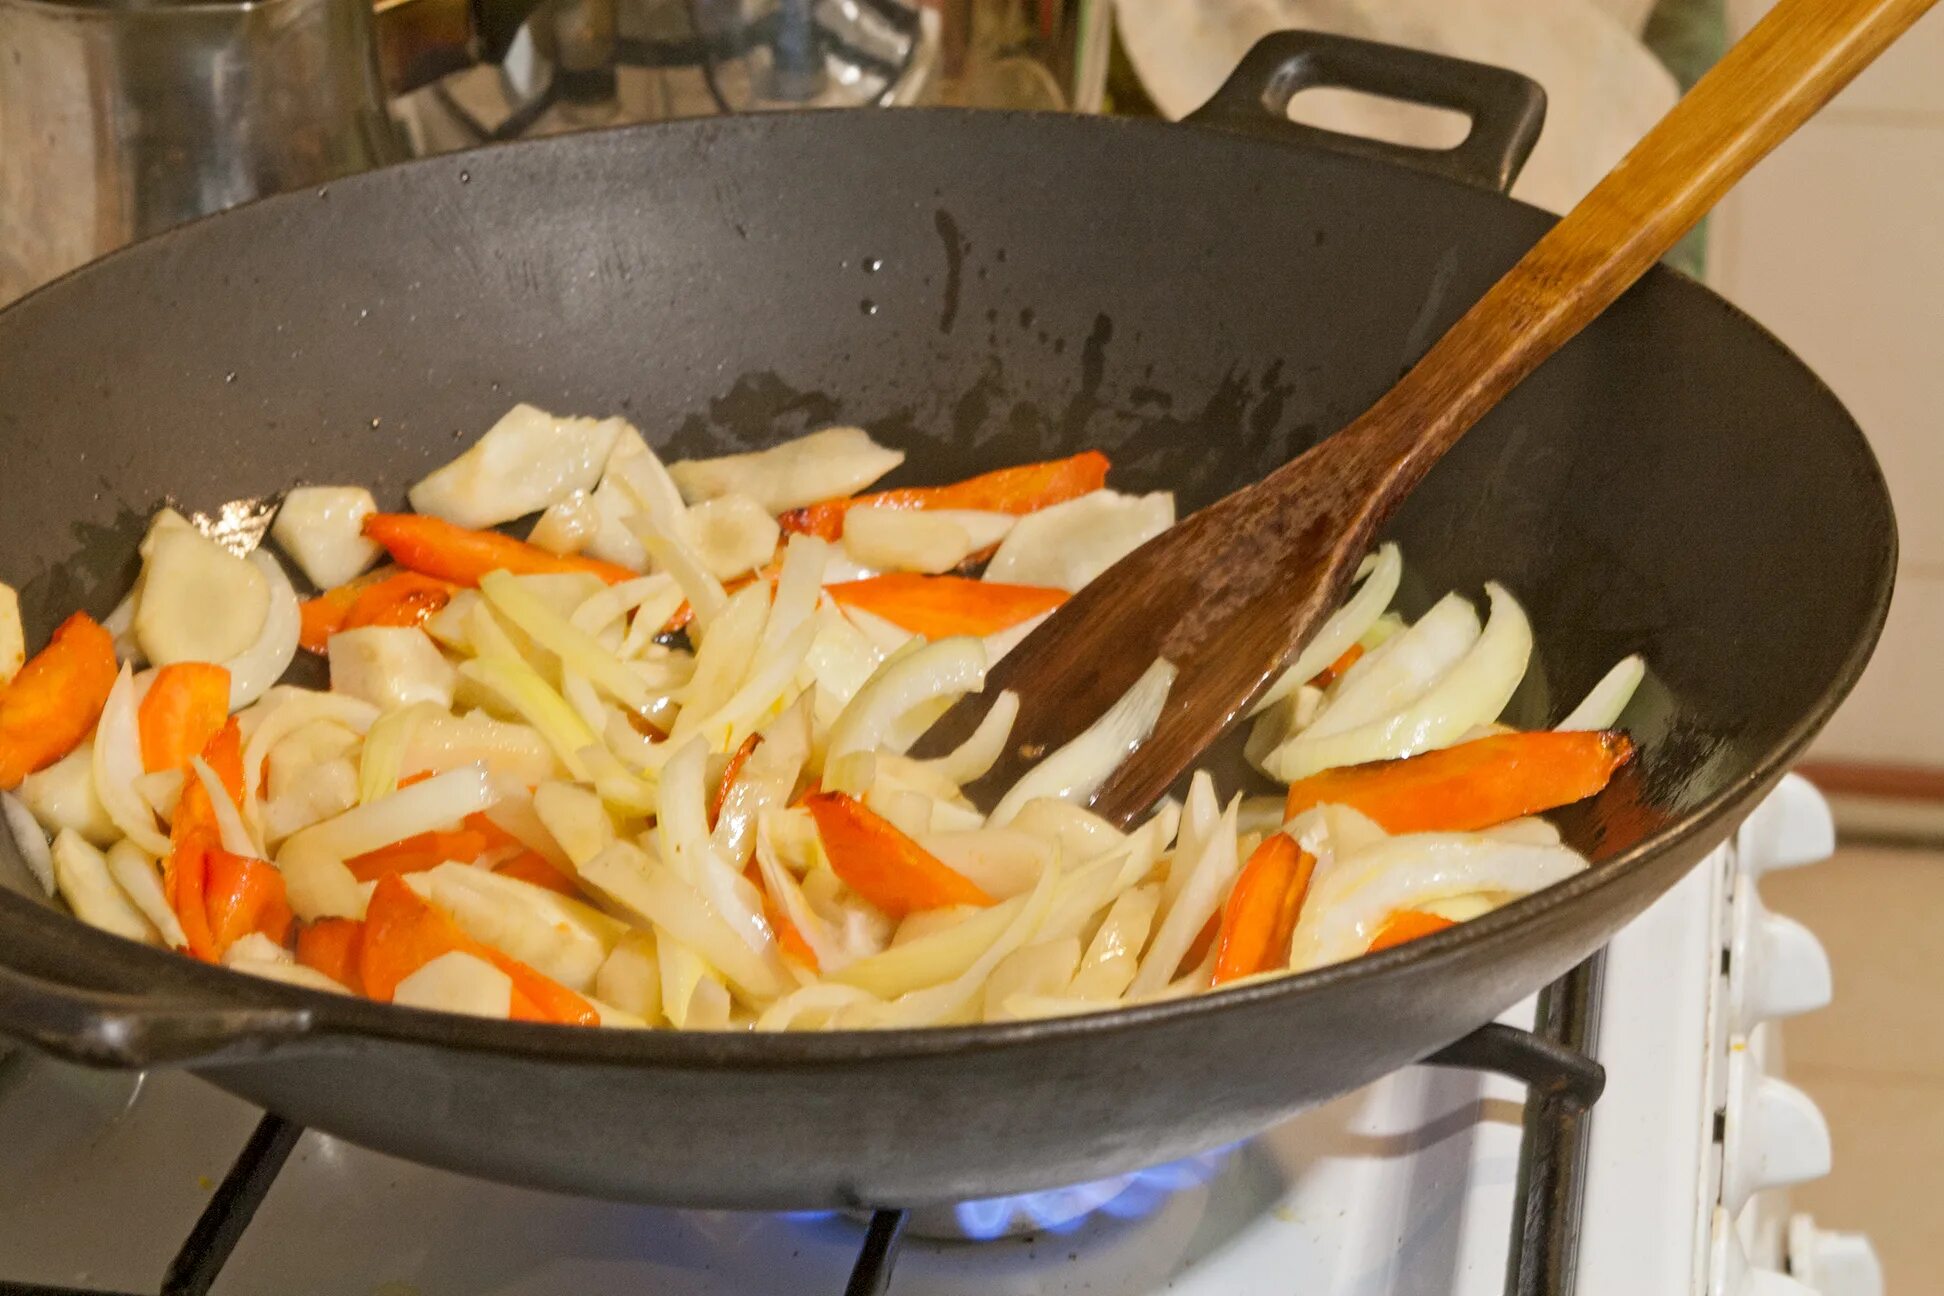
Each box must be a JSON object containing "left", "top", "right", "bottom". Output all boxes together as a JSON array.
[{"left": 9, "top": 406, "right": 1644, "bottom": 1031}]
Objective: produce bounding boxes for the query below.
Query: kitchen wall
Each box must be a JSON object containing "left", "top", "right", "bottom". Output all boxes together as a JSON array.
[{"left": 1709, "top": 0, "right": 1944, "bottom": 770}]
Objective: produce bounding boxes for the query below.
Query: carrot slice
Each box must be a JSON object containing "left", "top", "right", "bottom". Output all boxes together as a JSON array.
[
  {"left": 296, "top": 918, "right": 366, "bottom": 992},
  {"left": 709, "top": 734, "right": 762, "bottom": 830},
  {"left": 803, "top": 791, "right": 993, "bottom": 918},
  {"left": 825, "top": 574, "right": 1066, "bottom": 640},
  {"left": 363, "top": 513, "right": 638, "bottom": 588},
  {"left": 779, "top": 450, "right": 1111, "bottom": 540},
  {"left": 1283, "top": 731, "right": 1635, "bottom": 834},
  {"left": 1367, "top": 910, "right": 1456, "bottom": 953},
  {"left": 205, "top": 848, "right": 293, "bottom": 953},
  {"left": 345, "top": 826, "right": 490, "bottom": 882},
  {"left": 464, "top": 809, "right": 529, "bottom": 854},
  {"left": 742, "top": 859, "right": 819, "bottom": 973},
  {"left": 138, "top": 662, "right": 231, "bottom": 773},
  {"left": 1310, "top": 643, "right": 1365, "bottom": 688},
  {"left": 1211, "top": 835, "right": 1316, "bottom": 986},
  {"left": 494, "top": 850, "right": 581, "bottom": 897},
  {"left": 358, "top": 874, "right": 598, "bottom": 1024},
  {"left": 163, "top": 718, "right": 247, "bottom": 962},
  {"left": 299, "top": 570, "right": 457, "bottom": 653},
  {"left": 0, "top": 612, "right": 118, "bottom": 790}
]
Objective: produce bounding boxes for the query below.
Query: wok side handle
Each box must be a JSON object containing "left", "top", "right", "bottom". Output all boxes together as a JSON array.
[
  {"left": 1423, "top": 1020, "right": 1605, "bottom": 1107},
  {"left": 0, "top": 962, "right": 321, "bottom": 1069},
  {"left": 1183, "top": 30, "right": 1547, "bottom": 196}
]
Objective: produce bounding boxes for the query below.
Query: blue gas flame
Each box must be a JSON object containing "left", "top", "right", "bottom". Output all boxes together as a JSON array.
[{"left": 948, "top": 1144, "right": 1237, "bottom": 1241}]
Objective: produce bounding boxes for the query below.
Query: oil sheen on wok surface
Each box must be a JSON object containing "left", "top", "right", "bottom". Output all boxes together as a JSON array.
[{"left": 0, "top": 396, "right": 1649, "bottom": 1030}]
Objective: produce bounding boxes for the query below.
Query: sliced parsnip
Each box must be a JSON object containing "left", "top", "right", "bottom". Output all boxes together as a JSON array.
[
  {"left": 52, "top": 830, "right": 159, "bottom": 944},
  {"left": 409, "top": 861, "right": 625, "bottom": 991},
  {"left": 667, "top": 427, "right": 905, "bottom": 512},
  {"left": 687, "top": 493, "right": 781, "bottom": 581},
  {"left": 401, "top": 710, "right": 559, "bottom": 786},
  {"left": 842, "top": 508, "right": 973, "bottom": 574},
  {"left": 16, "top": 742, "right": 120, "bottom": 846},
  {"left": 533, "top": 781, "right": 615, "bottom": 868},
  {"left": 595, "top": 932, "right": 662, "bottom": 1023},
  {"left": 134, "top": 528, "right": 270, "bottom": 665},
  {"left": 0, "top": 580, "right": 22, "bottom": 685},
  {"left": 983, "top": 490, "right": 1174, "bottom": 592},
  {"left": 409, "top": 404, "right": 625, "bottom": 529},
  {"left": 328, "top": 626, "right": 457, "bottom": 710},
  {"left": 393, "top": 950, "right": 514, "bottom": 1018},
  {"left": 270, "top": 486, "right": 380, "bottom": 588}
]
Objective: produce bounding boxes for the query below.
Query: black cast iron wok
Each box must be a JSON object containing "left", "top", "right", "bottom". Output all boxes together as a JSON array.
[{"left": 0, "top": 32, "right": 1894, "bottom": 1209}]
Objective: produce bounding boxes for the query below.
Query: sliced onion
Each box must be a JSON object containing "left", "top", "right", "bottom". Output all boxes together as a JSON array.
[
  {"left": 106, "top": 839, "right": 186, "bottom": 949},
  {"left": 755, "top": 982, "right": 884, "bottom": 1030},
  {"left": 713, "top": 696, "right": 812, "bottom": 868},
  {"left": 1304, "top": 591, "right": 1481, "bottom": 739},
  {"left": 914, "top": 689, "right": 1020, "bottom": 787},
  {"left": 657, "top": 937, "right": 732, "bottom": 1029},
  {"left": 1288, "top": 834, "right": 1588, "bottom": 971},
  {"left": 2, "top": 791, "right": 54, "bottom": 895},
  {"left": 656, "top": 737, "right": 776, "bottom": 956},
  {"left": 52, "top": 830, "right": 160, "bottom": 944},
  {"left": 987, "top": 657, "right": 1176, "bottom": 828},
  {"left": 358, "top": 703, "right": 435, "bottom": 805},
  {"left": 754, "top": 534, "right": 827, "bottom": 671},
  {"left": 411, "top": 861, "right": 625, "bottom": 991},
  {"left": 1068, "top": 883, "right": 1160, "bottom": 1000},
  {"left": 223, "top": 550, "right": 300, "bottom": 709},
  {"left": 1128, "top": 796, "right": 1239, "bottom": 997},
  {"left": 832, "top": 892, "right": 1029, "bottom": 999},
  {"left": 281, "top": 764, "right": 495, "bottom": 866},
  {"left": 480, "top": 570, "right": 648, "bottom": 710},
  {"left": 825, "top": 636, "right": 987, "bottom": 770},
  {"left": 1558, "top": 654, "right": 1646, "bottom": 730},
  {"left": 458, "top": 656, "right": 597, "bottom": 781},
  {"left": 191, "top": 757, "right": 261, "bottom": 858},
  {"left": 981, "top": 936, "right": 1082, "bottom": 1021},
  {"left": 241, "top": 689, "right": 381, "bottom": 838},
  {"left": 93, "top": 664, "right": 171, "bottom": 855},
  {"left": 755, "top": 813, "right": 847, "bottom": 974},
  {"left": 1267, "top": 583, "right": 1533, "bottom": 781},
  {"left": 669, "top": 583, "right": 768, "bottom": 742},
  {"left": 627, "top": 506, "right": 727, "bottom": 632},
  {"left": 577, "top": 841, "right": 788, "bottom": 1003},
  {"left": 1251, "top": 544, "right": 1403, "bottom": 716}
]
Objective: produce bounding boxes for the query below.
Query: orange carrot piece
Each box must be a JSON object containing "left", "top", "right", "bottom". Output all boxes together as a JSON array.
[
  {"left": 359, "top": 874, "right": 599, "bottom": 1024},
  {"left": 0, "top": 612, "right": 118, "bottom": 790},
  {"left": 494, "top": 850, "right": 581, "bottom": 897},
  {"left": 1367, "top": 910, "right": 1457, "bottom": 953},
  {"left": 1310, "top": 643, "right": 1365, "bottom": 688},
  {"left": 779, "top": 450, "right": 1111, "bottom": 540},
  {"left": 1283, "top": 731, "right": 1635, "bottom": 834},
  {"left": 165, "top": 829, "right": 218, "bottom": 962},
  {"left": 138, "top": 662, "right": 231, "bottom": 774},
  {"left": 1178, "top": 912, "right": 1221, "bottom": 979},
  {"left": 300, "top": 570, "right": 457, "bottom": 653},
  {"left": 1211, "top": 835, "right": 1316, "bottom": 986},
  {"left": 825, "top": 574, "right": 1066, "bottom": 640},
  {"left": 362, "top": 513, "right": 639, "bottom": 588},
  {"left": 803, "top": 791, "right": 993, "bottom": 918},
  {"left": 345, "top": 826, "right": 490, "bottom": 882},
  {"left": 709, "top": 734, "right": 762, "bottom": 830},
  {"left": 200, "top": 717, "right": 246, "bottom": 805},
  {"left": 296, "top": 918, "right": 366, "bottom": 992},
  {"left": 464, "top": 810, "right": 529, "bottom": 853},
  {"left": 743, "top": 859, "right": 820, "bottom": 972},
  {"left": 204, "top": 848, "right": 293, "bottom": 953}
]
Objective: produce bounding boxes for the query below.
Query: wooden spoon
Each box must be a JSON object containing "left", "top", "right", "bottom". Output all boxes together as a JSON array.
[{"left": 924, "top": 0, "right": 1935, "bottom": 825}]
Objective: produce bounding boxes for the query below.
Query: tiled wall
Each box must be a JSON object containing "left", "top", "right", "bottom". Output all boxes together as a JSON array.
[{"left": 1709, "top": 0, "right": 1944, "bottom": 768}]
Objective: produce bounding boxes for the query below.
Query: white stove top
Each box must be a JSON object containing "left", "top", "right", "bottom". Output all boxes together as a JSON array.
[{"left": 0, "top": 776, "right": 1875, "bottom": 1296}]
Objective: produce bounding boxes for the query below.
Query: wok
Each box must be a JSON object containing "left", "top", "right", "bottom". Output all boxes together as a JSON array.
[{"left": 0, "top": 32, "right": 1894, "bottom": 1209}]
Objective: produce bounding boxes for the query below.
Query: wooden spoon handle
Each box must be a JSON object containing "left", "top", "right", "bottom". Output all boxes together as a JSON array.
[{"left": 1335, "top": 0, "right": 1936, "bottom": 492}]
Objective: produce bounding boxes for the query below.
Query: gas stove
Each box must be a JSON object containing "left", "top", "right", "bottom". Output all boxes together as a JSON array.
[{"left": 0, "top": 776, "right": 1877, "bottom": 1296}]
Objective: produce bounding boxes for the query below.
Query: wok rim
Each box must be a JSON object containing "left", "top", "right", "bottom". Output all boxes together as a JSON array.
[{"left": 0, "top": 107, "right": 1899, "bottom": 1070}]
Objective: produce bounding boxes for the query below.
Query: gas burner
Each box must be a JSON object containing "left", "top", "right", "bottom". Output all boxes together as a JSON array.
[{"left": 896, "top": 1145, "right": 1238, "bottom": 1241}]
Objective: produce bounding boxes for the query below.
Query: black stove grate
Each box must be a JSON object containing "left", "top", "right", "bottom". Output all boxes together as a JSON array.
[{"left": 0, "top": 954, "right": 1604, "bottom": 1296}]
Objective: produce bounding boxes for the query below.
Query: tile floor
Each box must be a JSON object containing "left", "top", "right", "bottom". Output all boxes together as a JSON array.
[{"left": 1762, "top": 842, "right": 1944, "bottom": 1293}]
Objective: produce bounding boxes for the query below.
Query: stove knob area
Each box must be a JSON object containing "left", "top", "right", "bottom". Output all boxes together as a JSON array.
[
  {"left": 1721, "top": 1049, "right": 1833, "bottom": 1214},
  {"left": 1786, "top": 1213, "right": 1885, "bottom": 1296},
  {"left": 1730, "top": 875, "right": 1834, "bottom": 1033},
  {"left": 1711, "top": 1207, "right": 1818, "bottom": 1296},
  {"left": 1736, "top": 774, "right": 1836, "bottom": 876}
]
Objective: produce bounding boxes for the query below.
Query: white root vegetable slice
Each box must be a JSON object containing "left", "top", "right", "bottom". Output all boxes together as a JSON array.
[
  {"left": 583, "top": 426, "right": 680, "bottom": 569},
  {"left": 533, "top": 781, "right": 615, "bottom": 868},
  {"left": 987, "top": 657, "right": 1177, "bottom": 828},
  {"left": 17, "top": 742, "right": 119, "bottom": 846},
  {"left": 134, "top": 528, "right": 269, "bottom": 666},
  {"left": 658, "top": 938, "right": 732, "bottom": 1029},
  {"left": 223, "top": 550, "right": 301, "bottom": 709},
  {"left": 983, "top": 490, "right": 1174, "bottom": 592},
  {"left": 393, "top": 950, "right": 514, "bottom": 1018},
  {"left": 0, "top": 580, "right": 22, "bottom": 685},
  {"left": 668, "top": 426, "right": 904, "bottom": 513},
  {"left": 2, "top": 791, "right": 55, "bottom": 895},
  {"left": 329, "top": 626, "right": 457, "bottom": 712},
  {"left": 52, "top": 830, "right": 160, "bottom": 944},
  {"left": 409, "top": 404, "right": 623, "bottom": 529},
  {"left": 1267, "top": 583, "right": 1534, "bottom": 781},
  {"left": 106, "top": 839, "right": 187, "bottom": 949},
  {"left": 240, "top": 689, "right": 380, "bottom": 839},
  {"left": 687, "top": 493, "right": 781, "bottom": 581},
  {"left": 458, "top": 656, "right": 596, "bottom": 781},
  {"left": 409, "top": 861, "right": 624, "bottom": 991},
  {"left": 842, "top": 508, "right": 995, "bottom": 575},
  {"left": 270, "top": 486, "right": 380, "bottom": 589},
  {"left": 595, "top": 933, "right": 663, "bottom": 1024},
  {"left": 528, "top": 490, "right": 599, "bottom": 556},
  {"left": 1251, "top": 544, "right": 1403, "bottom": 716},
  {"left": 1288, "top": 834, "right": 1588, "bottom": 972},
  {"left": 94, "top": 665, "right": 171, "bottom": 855},
  {"left": 1557, "top": 654, "right": 1646, "bottom": 730}
]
